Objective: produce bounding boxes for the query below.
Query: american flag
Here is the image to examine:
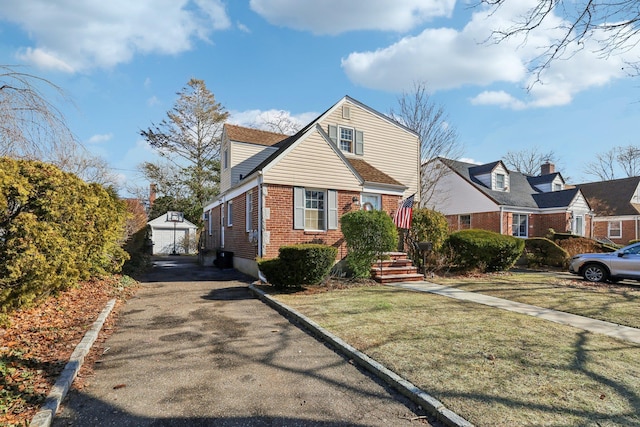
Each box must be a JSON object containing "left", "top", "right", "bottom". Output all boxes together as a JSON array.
[{"left": 393, "top": 194, "right": 414, "bottom": 229}]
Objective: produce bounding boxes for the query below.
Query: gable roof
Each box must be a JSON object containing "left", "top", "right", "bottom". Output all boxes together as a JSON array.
[
  {"left": 235, "top": 96, "right": 412, "bottom": 189},
  {"left": 576, "top": 176, "right": 640, "bottom": 216},
  {"left": 148, "top": 213, "right": 198, "bottom": 229},
  {"left": 225, "top": 124, "right": 288, "bottom": 146},
  {"left": 442, "top": 157, "right": 579, "bottom": 210},
  {"left": 469, "top": 160, "right": 505, "bottom": 176}
]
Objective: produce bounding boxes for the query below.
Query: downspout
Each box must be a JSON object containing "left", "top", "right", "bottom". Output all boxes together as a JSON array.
[
  {"left": 499, "top": 206, "right": 504, "bottom": 234},
  {"left": 257, "top": 172, "right": 263, "bottom": 258}
]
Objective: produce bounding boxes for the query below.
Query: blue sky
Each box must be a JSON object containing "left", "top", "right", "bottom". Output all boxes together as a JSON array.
[{"left": 1, "top": 0, "right": 639, "bottom": 197}]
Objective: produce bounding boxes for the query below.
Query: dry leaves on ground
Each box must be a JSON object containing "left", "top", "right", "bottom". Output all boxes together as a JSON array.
[{"left": 0, "top": 276, "right": 138, "bottom": 426}]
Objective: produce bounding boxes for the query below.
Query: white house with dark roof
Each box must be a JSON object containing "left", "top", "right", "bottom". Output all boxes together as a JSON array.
[
  {"left": 202, "top": 96, "right": 420, "bottom": 277},
  {"left": 423, "top": 157, "right": 592, "bottom": 238}
]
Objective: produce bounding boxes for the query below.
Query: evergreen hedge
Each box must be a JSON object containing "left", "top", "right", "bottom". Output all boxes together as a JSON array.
[
  {"left": 0, "top": 158, "right": 129, "bottom": 313},
  {"left": 525, "top": 238, "right": 570, "bottom": 268},
  {"left": 258, "top": 244, "right": 337, "bottom": 288},
  {"left": 445, "top": 229, "right": 524, "bottom": 272}
]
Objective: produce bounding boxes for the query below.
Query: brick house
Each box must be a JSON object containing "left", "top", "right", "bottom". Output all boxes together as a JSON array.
[
  {"left": 575, "top": 176, "right": 640, "bottom": 245},
  {"left": 423, "top": 157, "right": 593, "bottom": 238},
  {"left": 202, "top": 96, "right": 420, "bottom": 277}
]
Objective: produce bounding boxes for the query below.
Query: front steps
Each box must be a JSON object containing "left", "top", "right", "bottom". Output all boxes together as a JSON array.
[{"left": 371, "top": 252, "right": 424, "bottom": 283}]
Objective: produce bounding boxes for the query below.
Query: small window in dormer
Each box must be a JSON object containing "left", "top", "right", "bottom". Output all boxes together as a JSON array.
[
  {"left": 342, "top": 105, "right": 351, "bottom": 119},
  {"left": 553, "top": 183, "right": 562, "bottom": 191},
  {"left": 496, "top": 173, "right": 505, "bottom": 190}
]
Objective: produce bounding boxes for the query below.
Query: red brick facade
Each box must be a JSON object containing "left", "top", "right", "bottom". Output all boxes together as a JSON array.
[
  {"left": 203, "top": 184, "right": 403, "bottom": 261},
  {"left": 447, "top": 211, "right": 593, "bottom": 239},
  {"left": 593, "top": 219, "right": 639, "bottom": 245}
]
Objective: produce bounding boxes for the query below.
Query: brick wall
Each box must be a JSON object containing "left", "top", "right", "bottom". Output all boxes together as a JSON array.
[
  {"left": 446, "top": 212, "right": 502, "bottom": 233},
  {"left": 593, "top": 219, "right": 638, "bottom": 244},
  {"left": 263, "top": 184, "right": 402, "bottom": 260},
  {"left": 531, "top": 212, "right": 569, "bottom": 237},
  {"left": 223, "top": 192, "right": 259, "bottom": 260}
]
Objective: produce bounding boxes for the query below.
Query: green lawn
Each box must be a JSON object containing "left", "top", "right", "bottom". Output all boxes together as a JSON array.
[{"left": 272, "top": 275, "right": 640, "bottom": 427}]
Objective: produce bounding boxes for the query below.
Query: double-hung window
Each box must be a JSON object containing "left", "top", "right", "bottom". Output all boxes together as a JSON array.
[
  {"left": 496, "top": 173, "right": 505, "bottom": 190},
  {"left": 339, "top": 127, "right": 353, "bottom": 152},
  {"left": 459, "top": 214, "right": 471, "bottom": 229},
  {"left": 294, "top": 187, "right": 338, "bottom": 231},
  {"left": 512, "top": 213, "right": 528, "bottom": 237},
  {"left": 609, "top": 221, "right": 622, "bottom": 239},
  {"left": 328, "top": 125, "right": 364, "bottom": 155},
  {"left": 227, "top": 201, "right": 233, "bottom": 227}
]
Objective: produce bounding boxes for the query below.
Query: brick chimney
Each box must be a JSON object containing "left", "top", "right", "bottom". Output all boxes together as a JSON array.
[
  {"left": 149, "top": 183, "right": 157, "bottom": 208},
  {"left": 541, "top": 162, "right": 555, "bottom": 175}
]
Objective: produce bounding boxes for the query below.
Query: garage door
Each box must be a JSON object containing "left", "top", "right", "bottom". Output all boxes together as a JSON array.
[{"left": 152, "top": 227, "right": 191, "bottom": 254}]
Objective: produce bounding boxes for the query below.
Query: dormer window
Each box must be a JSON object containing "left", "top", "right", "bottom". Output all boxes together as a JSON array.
[
  {"left": 553, "top": 183, "right": 562, "bottom": 191},
  {"left": 496, "top": 173, "right": 506, "bottom": 191}
]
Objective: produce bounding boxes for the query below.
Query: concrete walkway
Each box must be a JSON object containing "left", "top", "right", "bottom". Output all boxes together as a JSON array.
[{"left": 389, "top": 281, "right": 640, "bottom": 345}]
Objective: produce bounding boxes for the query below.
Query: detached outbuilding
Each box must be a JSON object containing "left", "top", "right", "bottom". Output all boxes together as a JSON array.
[{"left": 148, "top": 212, "right": 198, "bottom": 255}]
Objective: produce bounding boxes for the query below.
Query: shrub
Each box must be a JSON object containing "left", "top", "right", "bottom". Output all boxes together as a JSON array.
[
  {"left": 406, "top": 208, "right": 449, "bottom": 268},
  {"left": 340, "top": 210, "right": 398, "bottom": 278},
  {"left": 445, "top": 229, "right": 524, "bottom": 272},
  {"left": 525, "top": 238, "right": 570, "bottom": 268},
  {"left": 556, "top": 237, "right": 617, "bottom": 257},
  {"left": 0, "top": 158, "right": 129, "bottom": 313},
  {"left": 258, "top": 244, "right": 338, "bottom": 288}
]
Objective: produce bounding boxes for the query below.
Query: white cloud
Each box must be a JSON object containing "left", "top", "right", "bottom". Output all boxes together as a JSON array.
[
  {"left": 0, "top": 0, "right": 231, "bottom": 72},
  {"left": 249, "top": 0, "right": 456, "bottom": 34},
  {"left": 229, "top": 109, "right": 318, "bottom": 133},
  {"left": 147, "top": 96, "right": 161, "bottom": 107},
  {"left": 237, "top": 22, "right": 251, "bottom": 33},
  {"left": 87, "top": 133, "right": 113, "bottom": 144},
  {"left": 340, "top": 1, "right": 639, "bottom": 109}
]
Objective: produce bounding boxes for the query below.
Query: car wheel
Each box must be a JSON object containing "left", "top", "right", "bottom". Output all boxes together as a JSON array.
[{"left": 582, "top": 264, "right": 608, "bottom": 283}]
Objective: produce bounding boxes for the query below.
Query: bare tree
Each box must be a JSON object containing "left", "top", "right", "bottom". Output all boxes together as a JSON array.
[
  {"left": 479, "top": 1, "right": 640, "bottom": 82},
  {"left": 584, "top": 144, "right": 640, "bottom": 180},
  {"left": 140, "top": 78, "right": 228, "bottom": 218},
  {"left": 251, "top": 110, "right": 301, "bottom": 135},
  {"left": 0, "top": 65, "right": 118, "bottom": 186},
  {"left": 389, "top": 81, "right": 463, "bottom": 207},
  {"left": 503, "top": 146, "right": 559, "bottom": 175}
]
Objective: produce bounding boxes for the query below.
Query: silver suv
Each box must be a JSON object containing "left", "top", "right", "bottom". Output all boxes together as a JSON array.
[{"left": 569, "top": 242, "right": 640, "bottom": 283}]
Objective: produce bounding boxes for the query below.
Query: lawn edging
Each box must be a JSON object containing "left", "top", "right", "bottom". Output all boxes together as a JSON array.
[
  {"left": 29, "top": 298, "right": 117, "bottom": 427},
  {"left": 249, "top": 284, "right": 473, "bottom": 427}
]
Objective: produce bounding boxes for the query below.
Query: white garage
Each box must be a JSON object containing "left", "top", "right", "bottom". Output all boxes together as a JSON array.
[{"left": 149, "top": 212, "right": 199, "bottom": 255}]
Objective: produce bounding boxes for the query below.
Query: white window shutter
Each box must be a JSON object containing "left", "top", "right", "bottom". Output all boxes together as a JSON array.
[
  {"left": 328, "top": 190, "right": 338, "bottom": 230},
  {"left": 328, "top": 125, "right": 337, "bottom": 144},
  {"left": 355, "top": 130, "right": 364, "bottom": 155},
  {"left": 294, "top": 187, "right": 305, "bottom": 229}
]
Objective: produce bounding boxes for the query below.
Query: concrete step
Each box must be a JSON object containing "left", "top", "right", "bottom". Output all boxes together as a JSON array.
[
  {"left": 371, "top": 265, "right": 419, "bottom": 276},
  {"left": 372, "top": 259, "right": 413, "bottom": 268},
  {"left": 373, "top": 273, "right": 425, "bottom": 284}
]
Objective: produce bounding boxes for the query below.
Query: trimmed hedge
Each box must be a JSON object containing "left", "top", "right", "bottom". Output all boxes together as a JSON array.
[
  {"left": 0, "top": 158, "right": 129, "bottom": 313},
  {"left": 525, "top": 238, "right": 570, "bottom": 268},
  {"left": 445, "top": 229, "right": 524, "bottom": 272},
  {"left": 340, "top": 210, "right": 398, "bottom": 278},
  {"left": 407, "top": 208, "right": 449, "bottom": 268},
  {"left": 258, "top": 244, "right": 338, "bottom": 288}
]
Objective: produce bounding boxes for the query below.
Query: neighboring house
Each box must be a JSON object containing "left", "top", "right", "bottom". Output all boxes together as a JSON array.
[
  {"left": 202, "top": 96, "right": 420, "bottom": 277},
  {"left": 423, "top": 158, "right": 592, "bottom": 238},
  {"left": 149, "top": 212, "right": 198, "bottom": 255},
  {"left": 575, "top": 176, "right": 640, "bottom": 245}
]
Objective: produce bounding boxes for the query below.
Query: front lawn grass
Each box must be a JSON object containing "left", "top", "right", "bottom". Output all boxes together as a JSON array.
[
  {"left": 274, "top": 284, "right": 640, "bottom": 427},
  {"left": 432, "top": 271, "right": 640, "bottom": 329}
]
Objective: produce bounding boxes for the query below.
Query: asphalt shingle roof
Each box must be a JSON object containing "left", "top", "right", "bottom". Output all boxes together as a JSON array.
[
  {"left": 576, "top": 176, "right": 640, "bottom": 216},
  {"left": 443, "top": 158, "right": 578, "bottom": 209},
  {"left": 347, "top": 158, "right": 403, "bottom": 186},
  {"left": 225, "top": 124, "right": 288, "bottom": 146}
]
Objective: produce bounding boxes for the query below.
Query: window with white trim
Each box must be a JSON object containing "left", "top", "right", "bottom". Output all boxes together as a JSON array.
[
  {"left": 553, "top": 183, "right": 562, "bottom": 191},
  {"left": 227, "top": 201, "right": 233, "bottom": 227},
  {"left": 246, "top": 191, "right": 253, "bottom": 232},
  {"left": 608, "top": 221, "right": 622, "bottom": 238},
  {"left": 512, "top": 213, "right": 528, "bottom": 237},
  {"left": 328, "top": 125, "right": 364, "bottom": 155},
  {"left": 459, "top": 214, "right": 471, "bottom": 229},
  {"left": 294, "top": 187, "right": 338, "bottom": 231},
  {"left": 361, "top": 193, "right": 381, "bottom": 211},
  {"left": 496, "top": 173, "right": 505, "bottom": 190}
]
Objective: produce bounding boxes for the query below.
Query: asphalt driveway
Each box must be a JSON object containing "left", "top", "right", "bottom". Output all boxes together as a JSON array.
[{"left": 53, "top": 256, "right": 434, "bottom": 426}]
